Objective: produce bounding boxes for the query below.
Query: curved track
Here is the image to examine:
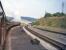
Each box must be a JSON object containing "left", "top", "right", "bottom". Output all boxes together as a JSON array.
[{"left": 25, "top": 26, "right": 66, "bottom": 50}]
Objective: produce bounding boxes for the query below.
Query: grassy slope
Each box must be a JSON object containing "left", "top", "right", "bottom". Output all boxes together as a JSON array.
[{"left": 32, "top": 16, "right": 66, "bottom": 29}]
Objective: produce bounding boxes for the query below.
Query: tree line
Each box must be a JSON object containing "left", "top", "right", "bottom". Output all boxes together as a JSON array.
[{"left": 44, "top": 12, "right": 66, "bottom": 18}]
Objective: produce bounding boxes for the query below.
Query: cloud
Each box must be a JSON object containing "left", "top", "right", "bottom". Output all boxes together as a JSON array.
[{"left": 1, "top": 0, "right": 66, "bottom": 19}]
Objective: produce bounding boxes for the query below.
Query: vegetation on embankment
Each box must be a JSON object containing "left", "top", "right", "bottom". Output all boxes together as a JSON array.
[{"left": 32, "top": 12, "right": 66, "bottom": 29}]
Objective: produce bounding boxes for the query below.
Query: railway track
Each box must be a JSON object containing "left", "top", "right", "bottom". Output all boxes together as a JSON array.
[
  {"left": 25, "top": 26, "right": 66, "bottom": 50},
  {"left": 35, "top": 27, "right": 66, "bottom": 35}
]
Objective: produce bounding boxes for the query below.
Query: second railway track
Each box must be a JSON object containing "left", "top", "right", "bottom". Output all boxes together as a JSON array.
[
  {"left": 35, "top": 27, "right": 66, "bottom": 35},
  {"left": 25, "top": 26, "right": 66, "bottom": 50}
]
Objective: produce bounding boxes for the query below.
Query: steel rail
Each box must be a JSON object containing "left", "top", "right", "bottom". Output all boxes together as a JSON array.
[
  {"left": 36, "top": 27, "right": 66, "bottom": 35},
  {"left": 25, "top": 26, "right": 66, "bottom": 50}
]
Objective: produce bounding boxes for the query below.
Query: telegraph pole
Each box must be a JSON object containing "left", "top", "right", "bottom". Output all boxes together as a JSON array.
[{"left": 62, "top": 0, "right": 64, "bottom": 15}]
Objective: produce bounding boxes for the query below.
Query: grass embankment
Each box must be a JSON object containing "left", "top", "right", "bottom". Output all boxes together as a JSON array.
[
  {"left": 32, "top": 16, "right": 66, "bottom": 29},
  {"left": 32, "top": 16, "right": 66, "bottom": 33}
]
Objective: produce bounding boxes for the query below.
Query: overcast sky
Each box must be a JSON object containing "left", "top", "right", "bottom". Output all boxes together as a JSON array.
[{"left": 1, "top": 0, "right": 66, "bottom": 19}]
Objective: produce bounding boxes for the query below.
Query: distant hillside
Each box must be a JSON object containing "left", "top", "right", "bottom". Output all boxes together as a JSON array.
[{"left": 21, "top": 16, "right": 37, "bottom": 22}]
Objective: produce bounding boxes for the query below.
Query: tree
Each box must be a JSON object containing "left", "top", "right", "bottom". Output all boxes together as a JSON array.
[
  {"left": 44, "top": 13, "right": 52, "bottom": 18},
  {"left": 53, "top": 12, "right": 61, "bottom": 17},
  {"left": 53, "top": 12, "right": 65, "bottom": 17}
]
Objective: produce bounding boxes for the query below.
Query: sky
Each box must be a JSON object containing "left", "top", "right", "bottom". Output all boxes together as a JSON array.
[{"left": 1, "top": 0, "right": 66, "bottom": 20}]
